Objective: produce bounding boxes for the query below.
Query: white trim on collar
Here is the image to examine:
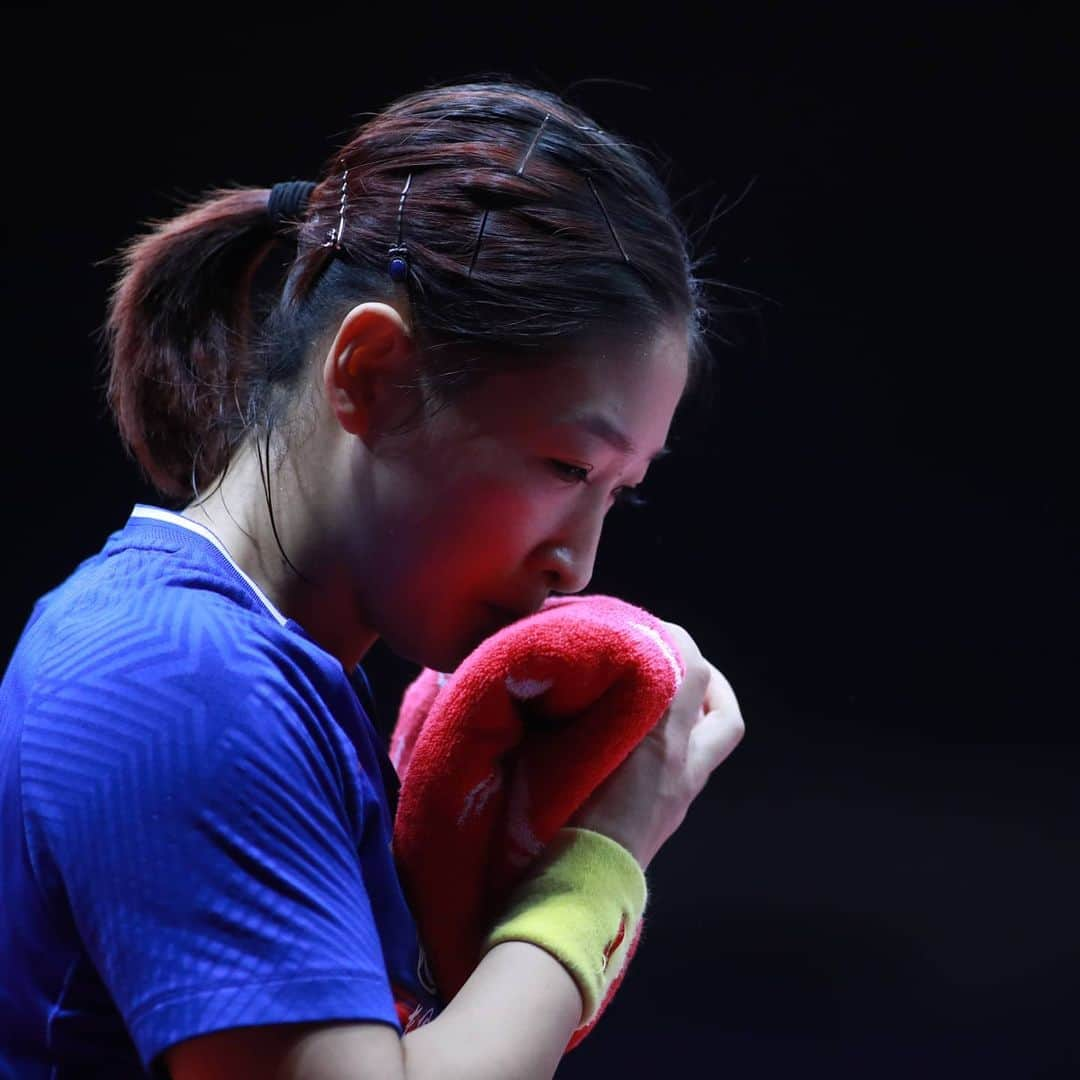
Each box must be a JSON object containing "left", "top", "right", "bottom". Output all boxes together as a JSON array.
[{"left": 130, "top": 505, "right": 289, "bottom": 627}]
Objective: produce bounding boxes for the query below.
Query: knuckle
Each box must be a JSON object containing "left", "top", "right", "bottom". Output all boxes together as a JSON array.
[
  {"left": 687, "top": 662, "right": 710, "bottom": 696},
  {"left": 663, "top": 619, "right": 702, "bottom": 659}
]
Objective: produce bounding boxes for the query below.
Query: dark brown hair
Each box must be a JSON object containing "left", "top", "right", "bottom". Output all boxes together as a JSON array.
[{"left": 102, "top": 78, "right": 729, "bottom": 507}]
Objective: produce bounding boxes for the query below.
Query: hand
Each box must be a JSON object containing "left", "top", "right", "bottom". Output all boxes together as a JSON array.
[{"left": 567, "top": 620, "right": 746, "bottom": 871}]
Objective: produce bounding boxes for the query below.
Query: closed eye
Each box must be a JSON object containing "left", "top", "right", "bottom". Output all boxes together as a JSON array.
[
  {"left": 547, "top": 460, "right": 649, "bottom": 509},
  {"left": 549, "top": 460, "right": 591, "bottom": 483}
]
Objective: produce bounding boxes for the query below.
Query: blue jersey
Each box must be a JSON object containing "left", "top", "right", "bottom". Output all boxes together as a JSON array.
[{"left": 0, "top": 505, "right": 444, "bottom": 1078}]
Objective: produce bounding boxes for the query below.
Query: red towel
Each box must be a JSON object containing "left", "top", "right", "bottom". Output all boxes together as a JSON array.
[{"left": 389, "top": 593, "right": 686, "bottom": 1050}]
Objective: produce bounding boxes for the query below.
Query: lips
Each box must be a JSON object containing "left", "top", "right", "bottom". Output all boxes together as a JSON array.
[
  {"left": 487, "top": 603, "right": 539, "bottom": 627},
  {"left": 487, "top": 605, "right": 525, "bottom": 627}
]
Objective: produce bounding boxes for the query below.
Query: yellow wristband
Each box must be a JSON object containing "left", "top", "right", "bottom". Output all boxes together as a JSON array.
[{"left": 480, "top": 827, "right": 648, "bottom": 1026}]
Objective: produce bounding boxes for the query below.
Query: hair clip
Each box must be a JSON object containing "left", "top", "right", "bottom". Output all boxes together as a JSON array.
[
  {"left": 388, "top": 173, "right": 413, "bottom": 282},
  {"left": 469, "top": 113, "right": 551, "bottom": 279},
  {"left": 585, "top": 174, "right": 632, "bottom": 266},
  {"left": 322, "top": 161, "right": 349, "bottom": 251},
  {"left": 516, "top": 113, "right": 550, "bottom": 177}
]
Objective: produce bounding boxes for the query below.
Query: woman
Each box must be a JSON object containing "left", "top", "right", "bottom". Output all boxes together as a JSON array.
[{"left": 0, "top": 80, "right": 746, "bottom": 1078}]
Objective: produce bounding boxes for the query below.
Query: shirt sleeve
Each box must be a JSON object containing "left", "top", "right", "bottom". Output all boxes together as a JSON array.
[{"left": 28, "top": 633, "right": 399, "bottom": 1073}]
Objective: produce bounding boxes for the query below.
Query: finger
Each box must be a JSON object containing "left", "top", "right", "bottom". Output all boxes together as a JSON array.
[
  {"left": 702, "top": 660, "right": 742, "bottom": 724},
  {"left": 659, "top": 622, "right": 712, "bottom": 731},
  {"left": 686, "top": 707, "right": 746, "bottom": 791},
  {"left": 661, "top": 620, "right": 704, "bottom": 675}
]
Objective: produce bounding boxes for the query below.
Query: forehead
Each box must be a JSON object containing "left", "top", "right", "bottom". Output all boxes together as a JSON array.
[{"left": 450, "top": 323, "right": 690, "bottom": 441}]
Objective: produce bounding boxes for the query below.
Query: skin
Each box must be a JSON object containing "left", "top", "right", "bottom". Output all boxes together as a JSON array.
[
  {"left": 167, "top": 305, "right": 748, "bottom": 1080},
  {"left": 182, "top": 302, "right": 690, "bottom": 675}
]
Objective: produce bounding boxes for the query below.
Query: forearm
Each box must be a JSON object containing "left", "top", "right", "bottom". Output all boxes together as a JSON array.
[{"left": 400, "top": 941, "right": 583, "bottom": 1080}]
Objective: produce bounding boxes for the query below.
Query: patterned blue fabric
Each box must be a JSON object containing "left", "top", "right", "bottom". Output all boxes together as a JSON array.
[{"left": 0, "top": 506, "right": 443, "bottom": 1078}]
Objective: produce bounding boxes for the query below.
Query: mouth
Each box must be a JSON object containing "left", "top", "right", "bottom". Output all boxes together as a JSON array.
[{"left": 486, "top": 604, "right": 531, "bottom": 630}]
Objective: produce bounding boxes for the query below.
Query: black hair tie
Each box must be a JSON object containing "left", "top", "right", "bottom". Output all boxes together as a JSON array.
[{"left": 267, "top": 180, "right": 316, "bottom": 232}]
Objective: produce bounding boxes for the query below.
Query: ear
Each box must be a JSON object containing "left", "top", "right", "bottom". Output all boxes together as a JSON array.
[{"left": 323, "top": 302, "right": 415, "bottom": 439}]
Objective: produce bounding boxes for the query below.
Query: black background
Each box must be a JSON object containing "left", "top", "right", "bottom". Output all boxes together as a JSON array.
[{"left": 2, "top": 4, "right": 1075, "bottom": 1077}]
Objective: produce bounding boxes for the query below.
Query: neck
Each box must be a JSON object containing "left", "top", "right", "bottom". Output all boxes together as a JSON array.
[{"left": 181, "top": 444, "right": 377, "bottom": 671}]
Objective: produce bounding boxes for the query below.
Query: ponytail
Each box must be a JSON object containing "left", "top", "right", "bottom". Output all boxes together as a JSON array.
[{"left": 101, "top": 186, "right": 279, "bottom": 499}]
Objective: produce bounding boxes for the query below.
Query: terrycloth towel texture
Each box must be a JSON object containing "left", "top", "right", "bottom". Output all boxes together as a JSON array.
[{"left": 389, "top": 593, "right": 686, "bottom": 1049}]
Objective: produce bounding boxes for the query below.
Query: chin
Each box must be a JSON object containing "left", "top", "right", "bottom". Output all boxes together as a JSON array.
[
  {"left": 383, "top": 606, "right": 500, "bottom": 675},
  {"left": 385, "top": 629, "right": 469, "bottom": 677}
]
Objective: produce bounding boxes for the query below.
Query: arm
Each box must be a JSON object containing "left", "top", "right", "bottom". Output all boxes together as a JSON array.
[
  {"left": 402, "top": 940, "right": 582, "bottom": 1080},
  {"left": 172, "top": 616, "right": 744, "bottom": 1078},
  {"left": 165, "top": 941, "right": 582, "bottom": 1080}
]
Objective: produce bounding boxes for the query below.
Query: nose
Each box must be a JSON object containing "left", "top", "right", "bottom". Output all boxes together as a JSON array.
[{"left": 534, "top": 506, "right": 605, "bottom": 596}]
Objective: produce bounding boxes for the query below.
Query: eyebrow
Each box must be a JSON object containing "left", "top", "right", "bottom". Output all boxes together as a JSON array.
[{"left": 558, "top": 412, "right": 672, "bottom": 462}]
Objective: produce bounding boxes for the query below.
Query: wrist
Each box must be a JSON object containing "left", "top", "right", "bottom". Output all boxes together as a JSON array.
[{"left": 480, "top": 827, "right": 648, "bottom": 1028}]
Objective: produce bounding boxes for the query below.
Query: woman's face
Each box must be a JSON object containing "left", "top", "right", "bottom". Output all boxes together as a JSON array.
[{"left": 354, "top": 322, "right": 690, "bottom": 673}]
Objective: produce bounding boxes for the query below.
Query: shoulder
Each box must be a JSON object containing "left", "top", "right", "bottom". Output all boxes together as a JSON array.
[
  {"left": 18, "top": 529, "right": 336, "bottom": 705},
  {"left": 15, "top": 568, "right": 356, "bottom": 791},
  {"left": 18, "top": 592, "right": 369, "bottom": 892},
  {"left": 11, "top": 517, "right": 370, "bottom": 807}
]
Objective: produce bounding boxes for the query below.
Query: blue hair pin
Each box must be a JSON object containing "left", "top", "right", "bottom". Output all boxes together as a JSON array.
[{"left": 389, "top": 173, "right": 413, "bottom": 282}]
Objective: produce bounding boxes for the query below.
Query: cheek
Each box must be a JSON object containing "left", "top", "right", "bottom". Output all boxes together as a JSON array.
[
  {"left": 440, "top": 475, "right": 553, "bottom": 568},
  {"left": 454, "top": 479, "right": 538, "bottom": 542},
  {"left": 394, "top": 439, "right": 559, "bottom": 570}
]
